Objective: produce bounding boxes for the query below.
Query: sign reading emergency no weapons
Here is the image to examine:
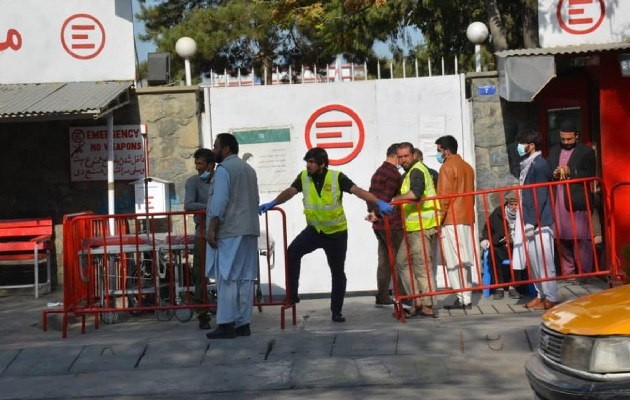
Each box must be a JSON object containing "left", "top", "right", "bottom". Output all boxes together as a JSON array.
[{"left": 304, "top": 104, "right": 365, "bottom": 165}]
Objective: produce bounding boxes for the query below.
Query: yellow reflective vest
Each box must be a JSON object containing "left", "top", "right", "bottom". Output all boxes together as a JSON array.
[
  {"left": 400, "top": 162, "right": 440, "bottom": 232},
  {"left": 301, "top": 170, "right": 347, "bottom": 234}
]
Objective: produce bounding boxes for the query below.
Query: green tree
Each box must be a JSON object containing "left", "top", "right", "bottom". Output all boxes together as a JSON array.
[{"left": 139, "top": 0, "right": 286, "bottom": 83}]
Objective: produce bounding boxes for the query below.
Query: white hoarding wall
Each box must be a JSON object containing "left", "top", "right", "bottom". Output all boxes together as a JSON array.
[
  {"left": 208, "top": 76, "right": 472, "bottom": 294},
  {"left": 539, "top": 0, "right": 630, "bottom": 47},
  {"left": 0, "top": 0, "right": 134, "bottom": 83},
  {"left": 69, "top": 125, "right": 145, "bottom": 182}
]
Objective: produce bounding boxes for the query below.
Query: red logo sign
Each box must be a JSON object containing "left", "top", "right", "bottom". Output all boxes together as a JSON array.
[
  {"left": 60, "top": 14, "right": 106, "bottom": 60},
  {"left": 556, "top": 0, "right": 605, "bottom": 35},
  {"left": 304, "top": 104, "right": 365, "bottom": 165}
]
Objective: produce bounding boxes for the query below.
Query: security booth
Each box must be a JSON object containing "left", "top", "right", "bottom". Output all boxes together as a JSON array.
[
  {"left": 132, "top": 177, "right": 172, "bottom": 215},
  {"left": 496, "top": 0, "right": 630, "bottom": 276}
]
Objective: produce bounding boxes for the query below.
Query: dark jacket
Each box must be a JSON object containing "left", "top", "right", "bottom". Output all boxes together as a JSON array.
[
  {"left": 548, "top": 143, "right": 596, "bottom": 211},
  {"left": 481, "top": 205, "right": 509, "bottom": 246},
  {"left": 521, "top": 155, "right": 554, "bottom": 228}
]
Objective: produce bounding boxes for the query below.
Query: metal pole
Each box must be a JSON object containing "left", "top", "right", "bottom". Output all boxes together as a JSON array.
[
  {"left": 415, "top": 59, "right": 418, "bottom": 77},
  {"left": 475, "top": 44, "right": 481, "bottom": 72},
  {"left": 184, "top": 59, "right": 192, "bottom": 86},
  {"left": 377, "top": 62, "right": 381, "bottom": 80},
  {"left": 141, "top": 125, "right": 151, "bottom": 237},
  {"left": 106, "top": 113, "right": 115, "bottom": 234},
  {"left": 454, "top": 56, "right": 458, "bottom": 75}
]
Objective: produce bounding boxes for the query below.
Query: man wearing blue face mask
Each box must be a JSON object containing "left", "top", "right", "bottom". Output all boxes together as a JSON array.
[
  {"left": 184, "top": 148, "right": 215, "bottom": 329},
  {"left": 514, "top": 130, "right": 558, "bottom": 311}
]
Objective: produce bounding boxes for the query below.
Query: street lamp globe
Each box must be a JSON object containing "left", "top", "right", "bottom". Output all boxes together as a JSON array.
[
  {"left": 175, "top": 37, "right": 197, "bottom": 59},
  {"left": 175, "top": 37, "right": 197, "bottom": 86},
  {"left": 466, "top": 22, "right": 489, "bottom": 72},
  {"left": 466, "top": 22, "right": 489, "bottom": 45}
]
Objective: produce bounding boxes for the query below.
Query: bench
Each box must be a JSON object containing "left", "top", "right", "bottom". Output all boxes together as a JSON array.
[{"left": 0, "top": 218, "right": 53, "bottom": 298}]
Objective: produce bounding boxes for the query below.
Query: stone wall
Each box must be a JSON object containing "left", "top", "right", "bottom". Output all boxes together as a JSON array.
[
  {"left": 136, "top": 86, "right": 201, "bottom": 215},
  {"left": 468, "top": 72, "right": 537, "bottom": 218}
]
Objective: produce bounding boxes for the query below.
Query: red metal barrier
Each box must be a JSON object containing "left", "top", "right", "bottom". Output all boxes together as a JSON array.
[
  {"left": 386, "top": 177, "right": 611, "bottom": 322},
  {"left": 609, "top": 181, "right": 630, "bottom": 283},
  {"left": 43, "top": 209, "right": 294, "bottom": 337}
]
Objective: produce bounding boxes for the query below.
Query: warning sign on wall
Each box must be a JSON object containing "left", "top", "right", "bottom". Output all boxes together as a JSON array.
[{"left": 69, "top": 125, "right": 145, "bottom": 182}]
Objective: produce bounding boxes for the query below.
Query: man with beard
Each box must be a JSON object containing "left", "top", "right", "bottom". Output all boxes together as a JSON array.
[
  {"left": 205, "top": 133, "right": 260, "bottom": 339},
  {"left": 258, "top": 147, "right": 393, "bottom": 322},
  {"left": 393, "top": 142, "right": 440, "bottom": 318},
  {"left": 548, "top": 121, "right": 596, "bottom": 280}
]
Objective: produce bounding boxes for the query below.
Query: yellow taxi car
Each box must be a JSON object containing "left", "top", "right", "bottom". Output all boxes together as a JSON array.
[{"left": 525, "top": 284, "right": 630, "bottom": 399}]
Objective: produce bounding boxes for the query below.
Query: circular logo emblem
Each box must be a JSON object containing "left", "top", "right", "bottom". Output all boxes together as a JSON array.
[
  {"left": 304, "top": 104, "right": 365, "bottom": 165},
  {"left": 61, "top": 14, "right": 106, "bottom": 60},
  {"left": 556, "top": 0, "right": 605, "bottom": 35},
  {"left": 71, "top": 128, "right": 85, "bottom": 144}
]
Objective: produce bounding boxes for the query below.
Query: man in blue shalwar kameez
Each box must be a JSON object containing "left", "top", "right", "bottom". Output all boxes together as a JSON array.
[{"left": 205, "top": 133, "right": 260, "bottom": 339}]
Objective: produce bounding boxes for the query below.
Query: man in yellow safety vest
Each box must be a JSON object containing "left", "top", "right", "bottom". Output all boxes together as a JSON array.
[
  {"left": 258, "top": 147, "right": 393, "bottom": 322},
  {"left": 392, "top": 142, "right": 441, "bottom": 318}
]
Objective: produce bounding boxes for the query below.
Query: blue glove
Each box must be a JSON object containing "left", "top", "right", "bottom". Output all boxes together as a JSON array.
[
  {"left": 376, "top": 199, "right": 394, "bottom": 216},
  {"left": 258, "top": 200, "right": 277, "bottom": 215}
]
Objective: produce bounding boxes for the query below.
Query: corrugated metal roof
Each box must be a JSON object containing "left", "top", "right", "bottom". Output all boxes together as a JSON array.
[
  {"left": 496, "top": 42, "right": 630, "bottom": 58},
  {"left": 0, "top": 81, "right": 133, "bottom": 121}
]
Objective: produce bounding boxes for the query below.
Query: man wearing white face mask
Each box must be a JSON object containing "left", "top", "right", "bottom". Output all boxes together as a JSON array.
[
  {"left": 184, "top": 148, "right": 215, "bottom": 329},
  {"left": 514, "top": 130, "right": 558, "bottom": 311}
]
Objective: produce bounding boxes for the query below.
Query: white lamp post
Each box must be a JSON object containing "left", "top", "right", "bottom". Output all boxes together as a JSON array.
[
  {"left": 466, "top": 22, "right": 489, "bottom": 73},
  {"left": 175, "top": 37, "right": 197, "bottom": 86}
]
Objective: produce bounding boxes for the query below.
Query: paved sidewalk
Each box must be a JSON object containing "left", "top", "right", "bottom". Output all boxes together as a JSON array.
[{"left": 0, "top": 279, "right": 608, "bottom": 400}]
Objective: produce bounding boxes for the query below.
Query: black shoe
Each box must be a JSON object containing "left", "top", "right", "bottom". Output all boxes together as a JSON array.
[
  {"left": 198, "top": 319, "right": 211, "bottom": 330},
  {"left": 206, "top": 323, "right": 236, "bottom": 339},
  {"left": 286, "top": 295, "right": 300, "bottom": 305},
  {"left": 375, "top": 298, "right": 394, "bottom": 307},
  {"left": 444, "top": 299, "right": 472, "bottom": 310},
  {"left": 235, "top": 323, "right": 251, "bottom": 337},
  {"left": 332, "top": 313, "right": 346, "bottom": 323},
  {"left": 492, "top": 289, "right": 505, "bottom": 300}
]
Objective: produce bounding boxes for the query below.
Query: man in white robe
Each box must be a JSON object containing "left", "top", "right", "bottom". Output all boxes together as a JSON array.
[{"left": 205, "top": 133, "right": 260, "bottom": 339}]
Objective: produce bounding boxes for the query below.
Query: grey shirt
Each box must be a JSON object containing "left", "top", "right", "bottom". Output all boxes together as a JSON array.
[{"left": 184, "top": 172, "right": 212, "bottom": 235}]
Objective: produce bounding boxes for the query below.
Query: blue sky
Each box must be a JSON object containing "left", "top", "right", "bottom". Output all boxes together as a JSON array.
[{"left": 132, "top": 0, "right": 155, "bottom": 63}]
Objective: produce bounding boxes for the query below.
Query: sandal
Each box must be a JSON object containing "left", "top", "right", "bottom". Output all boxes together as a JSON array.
[{"left": 416, "top": 305, "right": 437, "bottom": 318}]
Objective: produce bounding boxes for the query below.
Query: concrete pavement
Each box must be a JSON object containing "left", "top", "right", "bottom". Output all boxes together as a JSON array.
[{"left": 0, "top": 279, "right": 608, "bottom": 400}]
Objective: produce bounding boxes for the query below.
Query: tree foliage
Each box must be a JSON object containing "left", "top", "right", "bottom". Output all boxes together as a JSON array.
[{"left": 135, "top": 0, "right": 538, "bottom": 82}]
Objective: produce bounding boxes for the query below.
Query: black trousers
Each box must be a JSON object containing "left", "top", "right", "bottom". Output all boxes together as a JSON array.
[{"left": 288, "top": 226, "right": 347, "bottom": 315}]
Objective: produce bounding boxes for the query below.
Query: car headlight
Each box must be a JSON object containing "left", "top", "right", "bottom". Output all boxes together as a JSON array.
[
  {"left": 561, "top": 335, "right": 630, "bottom": 373},
  {"left": 591, "top": 338, "right": 630, "bottom": 373},
  {"left": 562, "top": 335, "right": 594, "bottom": 371}
]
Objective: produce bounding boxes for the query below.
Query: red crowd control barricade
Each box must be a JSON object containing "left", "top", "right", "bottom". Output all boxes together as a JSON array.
[
  {"left": 386, "top": 177, "right": 611, "bottom": 322},
  {"left": 259, "top": 207, "right": 296, "bottom": 329},
  {"left": 43, "top": 209, "right": 294, "bottom": 337}
]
